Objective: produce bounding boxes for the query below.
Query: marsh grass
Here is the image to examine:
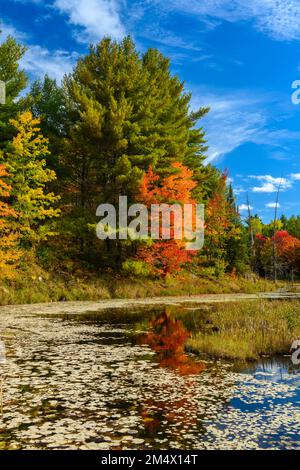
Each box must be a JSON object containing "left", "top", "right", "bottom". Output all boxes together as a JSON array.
[{"left": 186, "top": 300, "right": 300, "bottom": 361}]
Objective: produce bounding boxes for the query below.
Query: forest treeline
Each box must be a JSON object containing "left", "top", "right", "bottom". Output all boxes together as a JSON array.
[{"left": 0, "top": 33, "right": 299, "bottom": 282}]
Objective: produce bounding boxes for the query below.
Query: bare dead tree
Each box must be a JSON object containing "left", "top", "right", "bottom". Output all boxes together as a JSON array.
[
  {"left": 272, "top": 177, "right": 282, "bottom": 283},
  {"left": 247, "top": 192, "right": 254, "bottom": 250}
]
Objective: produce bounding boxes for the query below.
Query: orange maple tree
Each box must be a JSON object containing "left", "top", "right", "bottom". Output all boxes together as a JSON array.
[
  {"left": 137, "top": 163, "right": 198, "bottom": 277},
  {"left": 0, "top": 164, "right": 21, "bottom": 278}
]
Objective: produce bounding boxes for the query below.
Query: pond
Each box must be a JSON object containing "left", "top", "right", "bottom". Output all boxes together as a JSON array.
[{"left": 0, "top": 306, "right": 299, "bottom": 450}]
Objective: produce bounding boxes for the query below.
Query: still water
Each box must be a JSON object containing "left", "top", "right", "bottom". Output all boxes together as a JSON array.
[{"left": 0, "top": 306, "right": 299, "bottom": 450}]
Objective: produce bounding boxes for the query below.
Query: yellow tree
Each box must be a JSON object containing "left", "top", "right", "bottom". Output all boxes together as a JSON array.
[{"left": 3, "top": 112, "right": 60, "bottom": 244}]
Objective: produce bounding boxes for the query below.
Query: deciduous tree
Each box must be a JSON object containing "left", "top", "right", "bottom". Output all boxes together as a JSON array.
[
  {"left": 0, "top": 164, "right": 21, "bottom": 277},
  {"left": 2, "top": 112, "right": 60, "bottom": 244},
  {"left": 136, "top": 163, "right": 197, "bottom": 277}
]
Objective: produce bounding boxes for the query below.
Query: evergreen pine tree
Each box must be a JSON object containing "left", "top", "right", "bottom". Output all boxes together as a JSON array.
[
  {"left": 29, "top": 75, "right": 69, "bottom": 179},
  {"left": 225, "top": 183, "right": 249, "bottom": 274},
  {"left": 0, "top": 31, "right": 28, "bottom": 146}
]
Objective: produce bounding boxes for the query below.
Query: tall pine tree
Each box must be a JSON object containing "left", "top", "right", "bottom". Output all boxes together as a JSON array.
[
  {"left": 61, "top": 37, "right": 208, "bottom": 263},
  {"left": 0, "top": 31, "right": 27, "bottom": 147}
]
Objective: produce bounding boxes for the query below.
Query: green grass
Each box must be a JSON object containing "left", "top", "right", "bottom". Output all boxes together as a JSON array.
[
  {"left": 186, "top": 300, "right": 300, "bottom": 361},
  {"left": 0, "top": 265, "right": 278, "bottom": 306}
]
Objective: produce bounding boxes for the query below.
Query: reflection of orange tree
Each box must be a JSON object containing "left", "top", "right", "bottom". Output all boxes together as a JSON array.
[
  {"left": 138, "top": 309, "right": 205, "bottom": 376},
  {"left": 137, "top": 310, "right": 206, "bottom": 440}
]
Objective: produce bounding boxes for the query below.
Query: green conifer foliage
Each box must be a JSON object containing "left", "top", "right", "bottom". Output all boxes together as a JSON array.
[{"left": 0, "top": 32, "right": 28, "bottom": 146}]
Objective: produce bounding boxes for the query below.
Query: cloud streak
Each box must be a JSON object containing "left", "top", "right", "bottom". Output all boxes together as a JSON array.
[
  {"left": 190, "top": 85, "right": 300, "bottom": 164},
  {"left": 0, "top": 21, "right": 77, "bottom": 82},
  {"left": 154, "top": 0, "right": 300, "bottom": 42},
  {"left": 20, "top": 45, "right": 78, "bottom": 82},
  {"left": 191, "top": 88, "right": 268, "bottom": 163}
]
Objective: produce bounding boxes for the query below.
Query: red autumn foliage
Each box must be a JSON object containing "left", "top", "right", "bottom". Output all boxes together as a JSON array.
[
  {"left": 137, "top": 163, "right": 198, "bottom": 276},
  {"left": 138, "top": 310, "right": 205, "bottom": 376},
  {"left": 274, "top": 230, "right": 300, "bottom": 270},
  {"left": 0, "top": 165, "right": 20, "bottom": 278},
  {"left": 137, "top": 241, "right": 193, "bottom": 277},
  {"left": 139, "top": 162, "right": 196, "bottom": 205},
  {"left": 255, "top": 230, "right": 300, "bottom": 275}
]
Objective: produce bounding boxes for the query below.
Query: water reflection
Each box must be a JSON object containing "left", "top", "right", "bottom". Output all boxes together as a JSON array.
[
  {"left": 136, "top": 309, "right": 207, "bottom": 440},
  {"left": 138, "top": 309, "right": 205, "bottom": 376},
  {"left": 237, "top": 356, "right": 300, "bottom": 385},
  {"left": 0, "top": 307, "right": 299, "bottom": 449}
]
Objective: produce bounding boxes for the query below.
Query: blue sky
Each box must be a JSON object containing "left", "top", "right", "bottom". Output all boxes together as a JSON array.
[{"left": 1, "top": 0, "right": 300, "bottom": 222}]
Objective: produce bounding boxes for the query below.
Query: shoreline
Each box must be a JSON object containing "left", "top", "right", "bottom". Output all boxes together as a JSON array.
[{"left": 0, "top": 291, "right": 300, "bottom": 315}]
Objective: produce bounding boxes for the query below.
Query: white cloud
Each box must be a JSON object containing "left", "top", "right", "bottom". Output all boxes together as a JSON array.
[
  {"left": 251, "top": 175, "right": 293, "bottom": 193},
  {"left": 0, "top": 22, "right": 27, "bottom": 42},
  {"left": 20, "top": 45, "right": 78, "bottom": 82},
  {"left": 239, "top": 203, "right": 253, "bottom": 212},
  {"left": 155, "top": 0, "right": 300, "bottom": 42},
  {"left": 253, "top": 182, "right": 278, "bottom": 193},
  {"left": 53, "top": 0, "right": 125, "bottom": 43},
  {"left": 13, "top": 0, "right": 300, "bottom": 44},
  {"left": 0, "top": 21, "right": 77, "bottom": 83},
  {"left": 291, "top": 173, "right": 300, "bottom": 180},
  {"left": 266, "top": 202, "right": 280, "bottom": 208},
  {"left": 269, "top": 151, "right": 291, "bottom": 161},
  {"left": 191, "top": 88, "right": 268, "bottom": 163}
]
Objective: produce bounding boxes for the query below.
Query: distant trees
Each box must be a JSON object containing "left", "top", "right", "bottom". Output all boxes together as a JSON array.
[
  {"left": 205, "top": 173, "right": 248, "bottom": 276},
  {"left": 225, "top": 183, "right": 249, "bottom": 274},
  {"left": 253, "top": 230, "right": 300, "bottom": 279},
  {"left": 281, "top": 214, "right": 300, "bottom": 239}
]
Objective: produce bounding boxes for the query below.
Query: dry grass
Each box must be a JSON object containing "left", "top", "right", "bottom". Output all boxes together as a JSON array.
[
  {"left": 0, "top": 263, "right": 279, "bottom": 306},
  {"left": 186, "top": 300, "right": 300, "bottom": 361}
]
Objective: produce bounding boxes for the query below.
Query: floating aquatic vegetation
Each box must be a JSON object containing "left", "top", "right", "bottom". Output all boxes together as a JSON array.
[{"left": 0, "top": 309, "right": 299, "bottom": 450}]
